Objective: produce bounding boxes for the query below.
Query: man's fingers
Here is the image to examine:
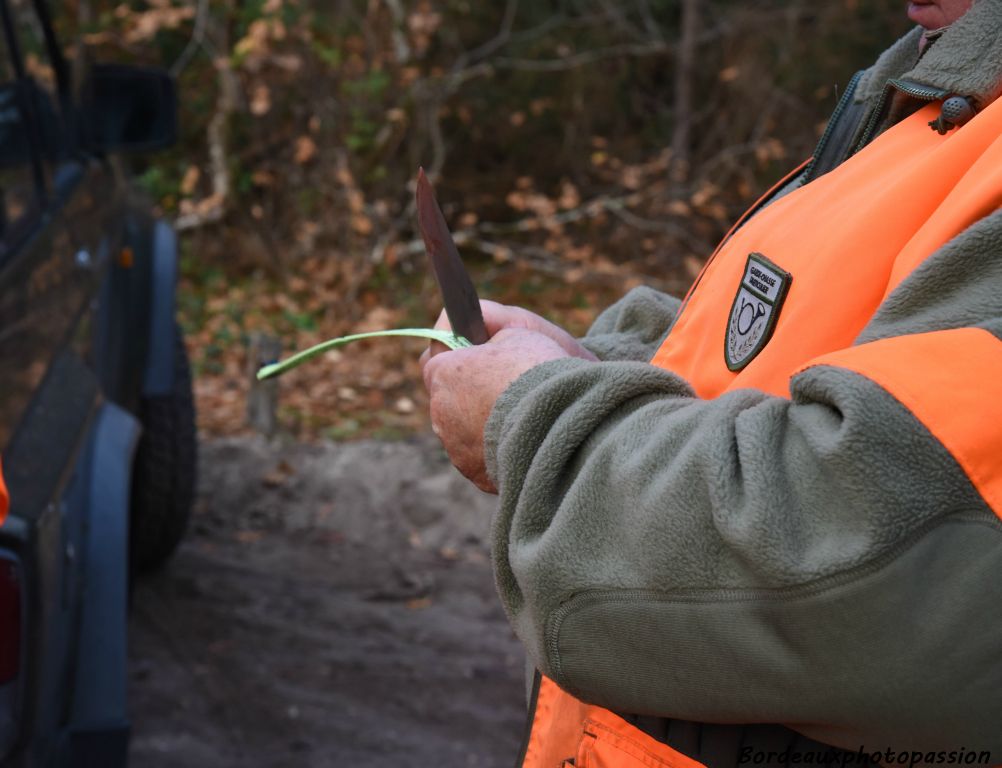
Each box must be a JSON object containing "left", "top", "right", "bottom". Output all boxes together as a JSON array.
[
  {"left": 420, "top": 311, "right": 451, "bottom": 369},
  {"left": 432, "top": 300, "right": 545, "bottom": 342},
  {"left": 421, "top": 347, "right": 439, "bottom": 389},
  {"left": 420, "top": 340, "right": 450, "bottom": 371},
  {"left": 432, "top": 308, "right": 452, "bottom": 332},
  {"left": 479, "top": 300, "right": 519, "bottom": 337},
  {"left": 422, "top": 330, "right": 572, "bottom": 496},
  {"left": 435, "top": 301, "right": 511, "bottom": 338}
]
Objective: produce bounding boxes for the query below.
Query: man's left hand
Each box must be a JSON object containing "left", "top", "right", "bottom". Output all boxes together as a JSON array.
[{"left": 421, "top": 329, "right": 576, "bottom": 493}]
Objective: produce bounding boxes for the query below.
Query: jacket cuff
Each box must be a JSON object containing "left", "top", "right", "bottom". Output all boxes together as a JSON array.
[{"left": 484, "top": 358, "right": 593, "bottom": 489}]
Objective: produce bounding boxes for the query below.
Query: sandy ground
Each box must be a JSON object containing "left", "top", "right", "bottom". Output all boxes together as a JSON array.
[{"left": 128, "top": 436, "right": 528, "bottom": 768}]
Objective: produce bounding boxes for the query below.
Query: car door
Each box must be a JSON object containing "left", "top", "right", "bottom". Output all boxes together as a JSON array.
[{"left": 0, "top": 1, "right": 109, "bottom": 763}]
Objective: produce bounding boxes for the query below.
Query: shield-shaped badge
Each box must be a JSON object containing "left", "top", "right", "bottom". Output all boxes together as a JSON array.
[{"left": 724, "top": 253, "right": 792, "bottom": 371}]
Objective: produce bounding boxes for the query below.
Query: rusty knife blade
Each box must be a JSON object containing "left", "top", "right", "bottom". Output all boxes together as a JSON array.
[{"left": 416, "top": 168, "right": 489, "bottom": 345}]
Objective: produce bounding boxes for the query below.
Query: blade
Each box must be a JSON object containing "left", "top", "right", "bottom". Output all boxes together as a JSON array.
[{"left": 416, "top": 168, "right": 489, "bottom": 345}]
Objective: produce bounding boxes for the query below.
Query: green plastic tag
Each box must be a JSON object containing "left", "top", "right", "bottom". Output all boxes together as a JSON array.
[{"left": 256, "top": 328, "right": 473, "bottom": 381}]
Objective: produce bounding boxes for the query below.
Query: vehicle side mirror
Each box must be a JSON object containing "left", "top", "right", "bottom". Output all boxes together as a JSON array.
[
  {"left": 87, "top": 64, "right": 177, "bottom": 154},
  {"left": 0, "top": 84, "right": 33, "bottom": 169}
]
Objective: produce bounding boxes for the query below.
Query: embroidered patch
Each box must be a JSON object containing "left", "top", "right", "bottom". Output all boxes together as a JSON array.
[{"left": 724, "top": 253, "right": 792, "bottom": 371}]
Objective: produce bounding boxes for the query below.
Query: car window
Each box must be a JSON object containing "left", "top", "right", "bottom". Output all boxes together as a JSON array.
[
  {"left": 10, "top": 1, "right": 55, "bottom": 91},
  {"left": 49, "top": 0, "right": 87, "bottom": 97},
  {"left": 8, "top": 0, "right": 66, "bottom": 163},
  {"left": 0, "top": 35, "right": 40, "bottom": 253},
  {"left": 0, "top": 0, "right": 75, "bottom": 256}
]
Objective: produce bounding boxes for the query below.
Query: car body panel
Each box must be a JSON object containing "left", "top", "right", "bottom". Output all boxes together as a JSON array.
[
  {"left": 140, "top": 219, "right": 178, "bottom": 399},
  {"left": 61, "top": 401, "right": 137, "bottom": 768},
  {"left": 1, "top": 353, "right": 101, "bottom": 767},
  {"left": 0, "top": 1, "right": 182, "bottom": 764}
]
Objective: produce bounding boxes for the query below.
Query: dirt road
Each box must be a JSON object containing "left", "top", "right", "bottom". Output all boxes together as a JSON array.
[{"left": 128, "top": 436, "right": 527, "bottom": 768}]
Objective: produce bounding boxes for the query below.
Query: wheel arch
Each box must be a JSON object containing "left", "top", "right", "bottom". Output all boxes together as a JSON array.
[{"left": 141, "top": 219, "right": 179, "bottom": 398}]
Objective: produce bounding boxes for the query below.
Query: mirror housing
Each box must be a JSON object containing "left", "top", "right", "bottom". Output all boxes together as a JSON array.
[
  {"left": 0, "top": 84, "right": 34, "bottom": 169},
  {"left": 86, "top": 64, "right": 177, "bottom": 154}
]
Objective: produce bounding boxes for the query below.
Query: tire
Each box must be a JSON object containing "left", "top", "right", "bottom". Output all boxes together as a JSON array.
[{"left": 130, "top": 324, "right": 197, "bottom": 573}]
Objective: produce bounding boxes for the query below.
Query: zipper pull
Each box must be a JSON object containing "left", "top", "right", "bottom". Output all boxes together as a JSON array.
[{"left": 929, "top": 96, "right": 976, "bottom": 134}]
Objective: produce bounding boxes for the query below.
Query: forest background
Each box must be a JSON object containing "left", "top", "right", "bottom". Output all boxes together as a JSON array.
[{"left": 67, "top": 0, "right": 910, "bottom": 440}]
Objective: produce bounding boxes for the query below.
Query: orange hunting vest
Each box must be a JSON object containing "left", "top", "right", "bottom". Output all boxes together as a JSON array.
[{"left": 519, "top": 95, "right": 1002, "bottom": 767}]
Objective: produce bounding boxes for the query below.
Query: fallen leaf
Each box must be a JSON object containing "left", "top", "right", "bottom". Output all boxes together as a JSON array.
[
  {"left": 252, "top": 170, "right": 275, "bottom": 186},
  {"left": 261, "top": 459, "right": 296, "bottom": 487},
  {"left": 718, "top": 66, "right": 740, "bottom": 83},
  {"left": 295, "top": 135, "right": 318, "bottom": 164},
  {"left": 250, "top": 84, "right": 272, "bottom": 116},
  {"left": 180, "top": 166, "right": 201, "bottom": 196},
  {"left": 558, "top": 181, "right": 580, "bottom": 210},
  {"left": 351, "top": 214, "right": 373, "bottom": 236}
]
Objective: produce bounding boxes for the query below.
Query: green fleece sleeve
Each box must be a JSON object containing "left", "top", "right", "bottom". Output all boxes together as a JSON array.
[
  {"left": 578, "top": 285, "right": 680, "bottom": 362},
  {"left": 483, "top": 339, "right": 1002, "bottom": 755}
]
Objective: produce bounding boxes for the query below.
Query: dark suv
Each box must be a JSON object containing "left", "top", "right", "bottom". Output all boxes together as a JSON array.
[{"left": 0, "top": 0, "right": 196, "bottom": 765}]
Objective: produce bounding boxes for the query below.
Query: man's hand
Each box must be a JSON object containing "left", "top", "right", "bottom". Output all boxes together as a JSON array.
[
  {"left": 419, "top": 301, "right": 598, "bottom": 366},
  {"left": 421, "top": 328, "right": 578, "bottom": 493}
]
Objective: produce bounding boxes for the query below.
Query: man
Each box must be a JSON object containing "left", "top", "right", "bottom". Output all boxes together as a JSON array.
[{"left": 423, "top": 0, "right": 1002, "bottom": 765}]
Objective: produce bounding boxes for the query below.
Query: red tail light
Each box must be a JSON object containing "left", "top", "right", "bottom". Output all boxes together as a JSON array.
[{"left": 0, "top": 560, "right": 20, "bottom": 684}]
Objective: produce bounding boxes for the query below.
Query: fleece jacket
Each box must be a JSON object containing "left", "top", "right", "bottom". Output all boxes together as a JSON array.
[{"left": 483, "top": 0, "right": 1002, "bottom": 758}]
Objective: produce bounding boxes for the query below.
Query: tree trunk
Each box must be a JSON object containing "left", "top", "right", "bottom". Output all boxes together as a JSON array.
[{"left": 671, "top": 0, "right": 700, "bottom": 183}]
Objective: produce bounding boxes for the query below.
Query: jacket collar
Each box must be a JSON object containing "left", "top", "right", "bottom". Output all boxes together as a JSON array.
[{"left": 857, "top": 1, "right": 1002, "bottom": 108}]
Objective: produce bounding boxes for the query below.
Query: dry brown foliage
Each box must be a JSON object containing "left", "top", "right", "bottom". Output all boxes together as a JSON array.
[{"left": 63, "top": 0, "right": 908, "bottom": 439}]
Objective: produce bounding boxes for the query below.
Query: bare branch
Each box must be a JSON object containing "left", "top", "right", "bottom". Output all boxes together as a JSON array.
[
  {"left": 491, "top": 40, "right": 670, "bottom": 72},
  {"left": 670, "top": 0, "right": 699, "bottom": 181},
  {"left": 425, "top": 101, "right": 447, "bottom": 180},
  {"left": 635, "top": 0, "right": 664, "bottom": 42},
  {"left": 605, "top": 204, "right": 708, "bottom": 253},
  {"left": 387, "top": 186, "right": 710, "bottom": 267},
  {"left": 383, "top": 0, "right": 413, "bottom": 64},
  {"left": 596, "top": 0, "right": 646, "bottom": 42},
  {"left": 463, "top": 0, "right": 519, "bottom": 65},
  {"left": 170, "top": 0, "right": 211, "bottom": 78},
  {"left": 505, "top": 12, "right": 570, "bottom": 45},
  {"left": 176, "top": 12, "right": 240, "bottom": 232}
]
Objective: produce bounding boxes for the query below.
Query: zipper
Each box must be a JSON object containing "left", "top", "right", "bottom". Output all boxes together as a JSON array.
[
  {"left": 513, "top": 668, "right": 543, "bottom": 768},
  {"left": 799, "top": 70, "right": 864, "bottom": 186},
  {"left": 852, "top": 77, "right": 948, "bottom": 154}
]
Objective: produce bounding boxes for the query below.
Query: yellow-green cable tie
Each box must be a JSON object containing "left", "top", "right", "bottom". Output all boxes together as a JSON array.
[{"left": 256, "top": 328, "right": 473, "bottom": 381}]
